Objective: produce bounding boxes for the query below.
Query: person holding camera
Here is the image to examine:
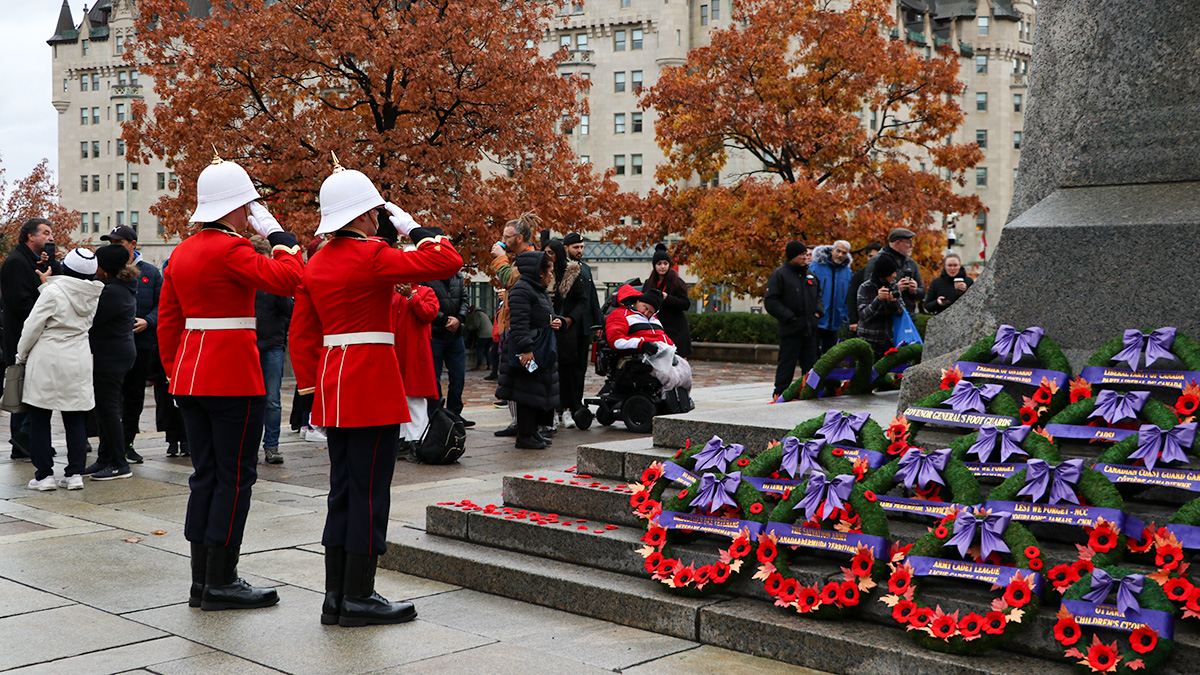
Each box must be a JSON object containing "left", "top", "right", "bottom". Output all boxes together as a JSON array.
[
  {"left": 856, "top": 254, "right": 905, "bottom": 360},
  {"left": 860, "top": 228, "right": 924, "bottom": 314},
  {"left": 925, "top": 253, "right": 973, "bottom": 314}
]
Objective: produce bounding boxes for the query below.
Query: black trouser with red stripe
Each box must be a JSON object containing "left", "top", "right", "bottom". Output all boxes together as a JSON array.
[
  {"left": 323, "top": 425, "right": 401, "bottom": 556},
  {"left": 177, "top": 395, "right": 266, "bottom": 547}
]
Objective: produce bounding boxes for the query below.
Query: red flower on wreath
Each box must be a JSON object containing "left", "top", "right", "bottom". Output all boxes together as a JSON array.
[
  {"left": 940, "top": 366, "right": 962, "bottom": 390},
  {"left": 1086, "top": 638, "right": 1120, "bottom": 673},
  {"left": 886, "top": 417, "right": 910, "bottom": 441},
  {"left": 1028, "top": 557, "right": 1044, "bottom": 571},
  {"left": 1186, "top": 587, "right": 1200, "bottom": 613},
  {"left": 765, "top": 572, "right": 785, "bottom": 596},
  {"left": 1047, "top": 564, "right": 1079, "bottom": 590},
  {"left": 644, "top": 552, "right": 664, "bottom": 574},
  {"left": 1088, "top": 528, "right": 1117, "bottom": 554},
  {"left": 832, "top": 447, "right": 845, "bottom": 456},
  {"left": 1071, "top": 559, "right": 1095, "bottom": 577},
  {"left": 736, "top": 458, "right": 750, "bottom": 467},
  {"left": 889, "top": 566, "right": 913, "bottom": 595},
  {"left": 819, "top": 581, "right": 841, "bottom": 606},
  {"left": 892, "top": 599, "right": 917, "bottom": 624},
  {"left": 982, "top": 611, "right": 1007, "bottom": 634},
  {"left": 748, "top": 502, "right": 763, "bottom": 514},
  {"left": 641, "top": 465, "right": 663, "bottom": 485},
  {"left": 886, "top": 441, "right": 909, "bottom": 456},
  {"left": 630, "top": 491, "right": 651, "bottom": 509},
  {"left": 1054, "top": 615, "right": 1082, "bottom": 646},
  {"left": 1163, "top": 577, "right": 1194, "bottom": 602},
  {"left": 757, "top": 538, "right": 778, "bottom": 564},
  {"left": 673, "top": 567, "right": 694, "bottom": 587},
  {"left": 934, "top": 525, "right": 949, "bottom": 539},
  {"left": 864, "top": 490, "right": 877, "bottom": 502},
  {"left": 642, "top": 526, "right": 666, "bottom": 547},
  {"left": 693, "top": 565, "right": 712, "bottom": 586},
  {"left": 710, "top": 562, "right": 732, "bottom": 584},
  {"left": 1176, "top": 390, "right": 1200, "bottom": 417},
  {"left": 958, "top": 612, "right": 983, "bottom": 638},
  {"left": 909, "top": 606, "right": 934, "bottom": 628},
  {"left": 797, "top": 586, "right": 820, "bottom": 612},
  {"left": 1032, "top": 386, "right": 1053, "bottom": 406},
  {"left": 658, "top": 558, "right": 681, "bottom": 577},
  {"left": 1069, "top": 376, "right": 1092, "bottom": 404},
  {"left": 1127, "top": 526, "right": 1155, "bottom": 553},
  {"left": 1024, "top": 545, "right": 1041, "bottom": 559},
  {"left": 1019, "top": 406, "right": 1038, "bottom": 426},
  {"left": 850, "top": 550, "right": 873, "bottom": 577},
  {"left": 1157, "top": 543, "right": 1185, "bottom": 570},
  {"left": 929, "top": 613, "right": 957, "bottom": 639},
  {"left": 1130, "top": 626, "right": 1158, "bottom": 654},
  {"left": 729, "top": 536, "right": 752, "bottom": 559},
  {"left": 837, "top": 580, "right": 859, "bottom": 606},
  {"left": 779, "top": 578, "right": 801, "bottom": 603},
  {"left": 678, "top": 489, "right": 689, "bottom": 500},
  {"left": 1004, "top": 576, "right": 1033, "bottom": 608}
]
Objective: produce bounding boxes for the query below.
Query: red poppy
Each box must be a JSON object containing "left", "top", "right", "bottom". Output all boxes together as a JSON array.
[
  {"left": 819, "top": 581, "right": 840, "bottom": 606},
  {"left": 892, "top": 599, "right": 917, "bottom": 624},
  {"left": 658, "top": 559, "right": 681, "bottom": 577},
  {"left": 710, "top": 562, "right": 732, "bottom": 583},
  {"left": 1071, "top": 559, "right": 1095, "bottom": 577},
  {"left": 929, "top": 613, "right": 957, "bottom": 639},
  {"left": 779, "top": 578, "right": 801, "bottom": 603},
  {"left": 642, "top": 526, "right": 666, "bottom": 547},
  {"left": 1028, "top": 557, "right": 1043, "bottom": 571},
  {"left": 1157, "top": 543, "right": 1185, "bottom": 570},
  {"left": 832, "top": 447, "right": 845, "bottom": 456},
  {"left": 729, "top": 537, "right": 752, "bottom": 559},
  {"left": 1130, "top": 626, "right": 1158, "bottom": 654},
  {"left": 141, "top": 276, "right": 149, "bottom": 283},
  {"left": 678, "top": 489, "right": 689, "bottom": 500},
  {"left": 982, "top": 611, "right": 1007, "bottom": 634},
  {"left": 887, "top": 441, "right": 908, "bottom": 455},
  {"left": 1032, "top": 386, "right": 1053, "bottom": 406},
  {"left": 693, "top": 566, "right": 712, "bottom": 585},
  {"left": 641, "top": 465, "right": 663, "bottom": 485},
  {"left": 765, "top": 573, "right": 785, "bottom": 596},
  {"left": 864, "top": 490, "right": 877, "bottom": 502},
  {"left": 757, "top": 539, "right": 778, "bottom": 564},
  {"left": 796, "top": 586, "right": 820, "bottom": 613},
  {"left": 736, "top": 458, "right": 750, "bottom": 467},
  {"left": 673, "top": 567, "right": 694, "bottom": 587},
  {"left": 1086, "top": 640, "right": 1119, "bottom": 672},
  {"left": 958, "top": 612, "right": 983, "bottom": 638},
  {"left": 630, "top": 492, "right": 650, "bottom": 508},
  {"left": 1128, "top": 528, "right": 1155, "bottom": 553},
  {"left": 1054, "top": 616, "right": 1081, "bottom": 646},
  {"left": 909, "top": 607, "right": 934, "bottom": 629},
  {"left": 934, "top": 525, "right": 949, "bottom": 539},
  {"left": 749, "top": 502, "right": 763, "bottom": 514},
  {"left": 1003, "top": 577, "right": 1032, "bottom": 608},
  {"left": 1019, "top": 406, "right": 1038, "bottom": 425},
  {"left": 837, "top": 580, "right": 859, "bottom": 606},
  {"left": 886, "top": 420, "right": 909, "bottom": 440},
  {"left": 889, "top": 567, "right": 913, "bottom": 595},
  {"left": 644, "top": 552, "right": 664, "bottom": 574},
  {"left": 850, "top": 551, "right": 873, "bottom": 577},
  {"left": 1163, "top": 577, "right": 1194, "bottom": 602},
  {"left": 1024, "top": 545, "right": 1041, "bottom": 559},
  {"left": 1089, "top": 527, "right": 1117, "bottom": 553},
  {"left": 1186, "top": 586, "right": 1200, "bottom": 613},
  {"left": 1176, "top": 392, "right": 1200, "bottom": 416}
]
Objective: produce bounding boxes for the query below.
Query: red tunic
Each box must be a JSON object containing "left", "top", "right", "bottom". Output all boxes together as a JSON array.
[
  {"left": 605, "top": 306, "right": 674, "bottom": 351},
  {"left": 159, "top": 226, "right": 303, "bottom": 396},
  {"left": 289, "top": 232, "right": 463, "bottom": 428},
  {"left": 391, "top": 285, "right": 439, "bottom": 399}
]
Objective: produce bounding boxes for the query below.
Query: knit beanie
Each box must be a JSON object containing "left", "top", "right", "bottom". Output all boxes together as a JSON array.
[
  {"left": 97, "top": 244, "right": 130, "bottom": 276},
  {"left": 785, "top": 240, "right": 807, "bottom": 261},
  {"left": 62, "top": 247, "right": 98, "bottom": 278},
  {"left": 873, "top": 253, "right": 900, "bottom": 282},
  {"left": 652, "top": 243, "right": 671, "bottom": 265}
]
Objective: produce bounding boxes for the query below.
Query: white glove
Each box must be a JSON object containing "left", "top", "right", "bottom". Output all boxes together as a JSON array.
[
  {"left": 248, "top": 201, "right": 284, "bottom": 238},
  {"left": 384, "top": 202, "right": 419, "bottom": 236}
]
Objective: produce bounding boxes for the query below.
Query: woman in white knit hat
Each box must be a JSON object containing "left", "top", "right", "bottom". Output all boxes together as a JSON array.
[{"left": 17, "top": 248, "right": 104, "bottom": 491}]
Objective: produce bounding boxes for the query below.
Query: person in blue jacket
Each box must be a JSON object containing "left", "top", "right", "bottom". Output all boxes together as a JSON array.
[{"left": 808, "top": 240, "right": 853, "bottom": 356}]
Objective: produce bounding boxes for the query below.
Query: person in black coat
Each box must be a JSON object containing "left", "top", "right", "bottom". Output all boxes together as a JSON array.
[
  {"left": 84, "top": 245, "right": 138, "bottom": 480},
  {"left": 544, "top": 240, "right": 588, "bottom": 424},
  {"left": 423, "top": 273, "right": 470, "bottom": 422},
  {"left": 495, "top": 251, "right": 560, "bottom": 450},
  {"left": 642, "top": 244, "right": 692, "bottom": 356},
  {"left": 924, "top": 253, "right": 973, "bottom": 314},
  {"left": 846, "top": 242, "right": 882, "bottom": 334},
  {"left": 764, "top": 240, "right": 824, "bottom": 398}
]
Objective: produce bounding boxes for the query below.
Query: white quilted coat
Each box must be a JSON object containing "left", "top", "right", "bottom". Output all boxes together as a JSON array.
[{"left": 15, "top": 276, "right": 103, "bottom": 411}]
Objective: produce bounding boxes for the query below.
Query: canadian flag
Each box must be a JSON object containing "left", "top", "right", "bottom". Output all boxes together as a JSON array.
[{"left": 980, "top": 231, "right": 987, "bottom": 259}]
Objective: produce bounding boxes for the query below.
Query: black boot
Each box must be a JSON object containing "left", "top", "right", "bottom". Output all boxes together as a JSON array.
[
  {"left": 338, "top": 552, "right": 416, "bottom": 627},
  {"left": 189, "top": 541, "right": 206, "bottom": 607},
  {"left": 321, "top": 547, "right": 345, "bottom": 625},
  {"left": 200, "top": 545, "right": 280, "bottom": 611}
]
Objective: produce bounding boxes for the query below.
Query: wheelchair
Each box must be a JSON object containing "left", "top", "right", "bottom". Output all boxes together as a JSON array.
[{"left": 575, "top": 326, "right": 694, "bottom": 434}]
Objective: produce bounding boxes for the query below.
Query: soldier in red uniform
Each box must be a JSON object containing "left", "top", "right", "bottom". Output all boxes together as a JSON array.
[
  {"left": 290, "top": 158, "right": 463, "bottom": 627},
  {"left": 158, "top": 154, "right": 304, "bottom": 611}
]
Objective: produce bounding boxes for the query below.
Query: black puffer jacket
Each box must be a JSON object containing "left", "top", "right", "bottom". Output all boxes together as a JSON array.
[
  {"left": 643, "top": 270, "right": 692, "bottom": 356},
  {"left": 495, "top": 251, "right": 560, "bottom": 411},
  {"left": 764, "top": 262, "right": 824, "bottom": 338},
  {"left": 924, "top": 269, "right": 973, "bottom": 314},
  {"left": 426, "top": 274, "right": 468, "bottom": 340},
  {"left": 90, "top": 275, "right": 137, "bottom": 374}
]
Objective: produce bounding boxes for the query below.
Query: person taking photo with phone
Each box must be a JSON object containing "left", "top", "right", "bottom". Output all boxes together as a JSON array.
[{"left": 925, "top": 253, "right": 973, "bottom": 314}]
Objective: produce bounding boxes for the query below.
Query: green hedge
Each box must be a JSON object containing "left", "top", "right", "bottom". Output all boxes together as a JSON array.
[{"left": 686, "top": 313, "right": 778, "bottom": 345}]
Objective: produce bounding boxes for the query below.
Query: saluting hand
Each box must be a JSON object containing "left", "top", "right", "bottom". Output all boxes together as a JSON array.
[
  {"left": 384, "top": 202, "right": 419, "bottom": 236},
  {"left": 248, "top": 202, "right": 284, "bottom": 238}
]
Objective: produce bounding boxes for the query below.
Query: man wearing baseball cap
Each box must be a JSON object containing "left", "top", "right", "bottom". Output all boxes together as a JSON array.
[
  {"left": 99, "top": 225, "right": 163, "bottom": 464},
  {"left": 860, "top": 227, "right": 925, "bottom": 313},
  {"left": 158, "top": 153, "right": 304, "bottom": 612}
]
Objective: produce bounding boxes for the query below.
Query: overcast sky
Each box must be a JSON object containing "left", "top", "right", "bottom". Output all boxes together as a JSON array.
[{"left": 0, "top": 3, "right": 61, "bottom": 198}]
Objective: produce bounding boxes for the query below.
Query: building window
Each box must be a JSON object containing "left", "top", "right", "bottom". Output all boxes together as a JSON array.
[
  {"left": 975, "top": 167, "right": 987, "bottom": 186},
  {"left": 976, "top": 55, "right": 987, "bottom": 74},
  {"left": 712, "top": 0, "right": 720, "bottom": 21},
  {"left": 976, "top": 211, "right": 987, "bottom": 229},
  {"left": 117, "top": 174, "right": 125, "bottom": 190},
  {"left": 81, "top": 213, "right": 89, "bottom": 233},
  {"left": 975, "top": 92, "right": 987, "bottom": 111},
  {"left": 117, "top": 212, "right": 125, "bottom": 227},
  {"left": 631, "top": 29, "right": 643, "bottom": 49},
  {"left": 621, "top": 0, "right": 630, "bottom": 6},
  {"left": 978, "top": 17, "right": 989, "bottom": 36},
  {"left": 93, "top": 141, "right": 100, "bottom": 157},
  {"left": 131, "top": 212, "right": 139, "bottom": 234},
  {"left": 614, "top": 155, "right": 626, "bottom": 175},
  {"left": 92, "top": 213, "right": 100, "bottom": 232},
  {"left": 562, "top": 115, "right": 572, "bottom": 134},
  {"left": 614, "top": 30, "right": 626, "bottom": 51},
  {"left": 82, "top": 39, "right": 89, "bottom": 55},
  {"left": 92, "top": 74, "right": 99, "bottom": 90},
  {"left": 631, "top": 70, "right": 643, "bottom": 92},
  {"left": 614, "top": 113, "right": 626, "bottom": 133},
  {"left": 81, "top": 108, "right": 88, "bottom": 125},
  {"left": 1014, "top": 94, "right": 1022, "bottom": 113},
  {"left": 157, "top": 218, "right": 165, "bottom": 236},
  {"left": 579, "top": 115, "right": 589, "bottom": 135},
  {"left": 632, "top": 154, "right": 643, "bottom": 175},
  {"left": 1013, "top": 131, "right": 1022, "bottom": 149},
  {"left": 580, "top": 155, "right": 590, "bottom": 164},
  {"left": 169, "top": 171, "right": 177, "bottom": 188},
  {"left": 118, "top": 71, "right": 128, "bottom": 85},
  {"left": 116, "top": 35, "right": 125, "bottom": 54},
  {"left": 92, "top": 107, "right": 100, "bottom": 124},
  {"left": 576, "top": 34, "right": 588, "bottom": 50},
  {"left": 157, "top": 172, "right": 166, "bottom": 190},
  {"left": 117, "top": 139, "right": 125, "bottom": 156},
  {"left": 81, "top": 175, "right": 89, "bottom": 192},
  {"left": 560, "top": 34, "right": 571, "bottom": 48},
  {"left": 632, "top": 111, "right": 643, "bottom": 133},
  {"left": 677, "top": 29, "right": 681, "bottom": 45},
  {"left": 93, "top": 175, "right": 100, "bottom": 192},
  {"left": 975, "top": 130, "right": 987, "bottom": 148},
  {"left": 80, "top": 142, "right": 89, "bottom": 159},
  {"left": 130, "top": 173, "right": 139, "bottom": 190},
  {"left": 116, "top": 104, "right": 125, "bottom": 122},
  {"left": 701, "top": 5, "right": 708, "bottom": 25},
  {"left": 63, "top": 78, "right": 68, "bottom": 92},
  {"left": 614, "top": 71, "right": 626, "bottom": 93},
  {"left": 81, "top": 76, "right": 89, "bottom": 92},
  {"left": 130, "top": 70, "right": 139, "bottom": 85}
]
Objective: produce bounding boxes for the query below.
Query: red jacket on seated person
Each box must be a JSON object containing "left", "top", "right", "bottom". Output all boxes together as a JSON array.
[{"left": 604, "top": 284, "right": 674, "bottom": 351}]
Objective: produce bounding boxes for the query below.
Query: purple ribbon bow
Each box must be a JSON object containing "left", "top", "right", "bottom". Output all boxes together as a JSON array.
[
  {"left": 1017, "top": 458, "right": 1084, "bottom": 504},
  {"left": 1130, "top": 423, "right": 1196, "bottom": 471},
  {"left": 689, "top": 471, "right": 742, "bottom": 512},
  {"left": 1090, "top": 390, "right": 1151, "bottom": 425},
  {"left": 945, "top": 380, "right": 1004, "bottom": 414},
  {"left": 1083, "top": 569, "right": 1145, "bottom": 615},
  {"left": 1113, "top": 328, "right": 1177, "bottom": 370},
  {"left": 944, "top": 507, "right": 1011, "bottom": 560},
  {"left": 968, "top": 425, "right": 1031, "bottom": 463},
  {"left": 817, "top": 410, "right": 869, "bottom": 445},
  {"left": 991, "top": 325, "right": 1045, "bottom": 365},
  {"left": 895, "top": 447, "right": 951, "bottom": 490},
  {"left": 780, "top": 436, "right": 824, "bottom": 478},
  {"left": 794, "top": 471, "right": 855, "bottom": 521},
  {"left": 693, "top": 436, "right": 744, "bottom": 473}
]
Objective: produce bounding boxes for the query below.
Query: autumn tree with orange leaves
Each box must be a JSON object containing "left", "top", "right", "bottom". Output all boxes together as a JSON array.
[
  {"left": 126, "top": 0, "right": 628, "bottom": 263},
  {"left": 0, "top": 155, "right": 78, "bottom": 258},
  {"left": 626, "top": 0, "right": 984, "bottom": 296}
]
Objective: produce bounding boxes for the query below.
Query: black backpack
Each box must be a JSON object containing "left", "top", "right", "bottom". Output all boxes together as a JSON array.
[{"left": 414, "top": 407, "right": 467, "bottom": 464}]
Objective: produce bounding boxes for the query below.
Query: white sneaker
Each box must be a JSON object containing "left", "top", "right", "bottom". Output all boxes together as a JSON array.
[
  {"left": 300, "top": 426, "right": 310, "bottom": 440},
  {"left": 58, "top": 474, "right": 84, "bottom": 490},
  {"left": 306, "top": 426, "right": 327, "bottom": 442},
  {"left": 561, "top": 412, "right": 576, "bottom": 429},
  {"left": 27, "top": 476, "right": 57, "bottom": 491}
]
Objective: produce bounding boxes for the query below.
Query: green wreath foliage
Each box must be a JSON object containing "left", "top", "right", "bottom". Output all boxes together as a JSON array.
[
  {"left": 989, "top": 465, "right": 1128, "bottom": 568},
  {"left": 780, "top": 338, "right": 876, "bottom": 401},
  {"left": 955, "top": 332, "right": 1073, "bottom": 417},
  {"left": 1086, "top": 332, "right": 1200, "bottom": 370},
  {"left": 872, "top": 342, "right": 924, "bottom": 392},
  {"left": 1060, "top": 565, "right": 1176, "bottom": 675},
  {"left": 1092, "top": 408, "right": 1195, "bottom": 501},
  {"left": 947, "top": 427, "right": 1061, "bottom": 465},
  {"left": 861, "top": 448, "right": 983, "bottom": 510},
  {"left": 903, "top": 388, "right": 1022, "bottom": 443},
  {"left": 782, "top": 413, "right": 889, "bottom": 454},
  {"left": 1041, "top": 396, "right": 1180, "bottom": 466}
]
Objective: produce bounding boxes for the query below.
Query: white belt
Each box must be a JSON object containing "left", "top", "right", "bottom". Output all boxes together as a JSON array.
[
  {"left": 185, "top": 317, "right": 256, "bottom": 330},
  {"left": 323, "top": 331, "right": 394, "bottom": 347}
]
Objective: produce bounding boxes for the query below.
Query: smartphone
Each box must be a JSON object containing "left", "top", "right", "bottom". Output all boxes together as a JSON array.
[
  {"left": 525, "top": 358, "right": 539, "bottom": 373},
  {"left": 43, "top": 242, "right": 56, "bottom": 260}
]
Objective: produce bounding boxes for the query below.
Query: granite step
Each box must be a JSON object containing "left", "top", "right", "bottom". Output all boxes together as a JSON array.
[{"left": 576, "top": 436, "right": 676, "bottom": 482}]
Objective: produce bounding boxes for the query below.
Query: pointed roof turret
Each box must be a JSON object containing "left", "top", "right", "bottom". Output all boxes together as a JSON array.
[{"left": 48, "top": 0, "right": 79, "bottom": 44}]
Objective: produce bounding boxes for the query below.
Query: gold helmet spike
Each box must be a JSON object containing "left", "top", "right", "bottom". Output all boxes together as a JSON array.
[
  {"left": 331, "top": 151, "right": 345, "bottom": 174},
  {"left": 211, "top": 144, "right": 223, "bottom": 165}
]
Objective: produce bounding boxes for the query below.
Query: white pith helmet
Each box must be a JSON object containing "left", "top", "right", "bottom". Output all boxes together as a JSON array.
[
  {"left": 316, "top": 152, "right": 384, "bottom": 235},
  {"left": 188, "top": 149, "right": 261, "bottom": 223}
]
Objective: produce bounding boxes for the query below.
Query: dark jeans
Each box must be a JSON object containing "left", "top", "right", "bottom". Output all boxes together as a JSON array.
[
  {"left": 773, "top": 332, "right": 819, "bottom": 397},
  {"left": 559, "top": 359, "right": 582, "bottom": 413},
  {"left": 94, "top": 369, "right": 131, "bottom": 471},
  {"left": 323, "top": 424, "right": 400, "bottom": 556},
  {"left": 489, "top": 342, "right": 499, "bottom": 379},
  {"left": 10, "top": 410, "right": 30, "bottom": 454},
  {"left": 516, "top": 402, "right": 552, "bottom": 440},
  {"left": 430, "top": 333, "right": 466, "bottom": 414},
  {"left": 259, "top": 346, "right": 285, "bottom": 449},
  {"left": 817, "top": 328, "right": 839, "bottom": 356},
  {"left": 120, "top": 349, "right": 155, "bottom": 448},
  {"left": 475, "top": 337, "right": 494, "bottom": 369},
  {"left": 178, "top": 395, "right": 265, "bottom": 547},
  {"left": 29, "top": 407, "right": 88, "bottom": 480}
]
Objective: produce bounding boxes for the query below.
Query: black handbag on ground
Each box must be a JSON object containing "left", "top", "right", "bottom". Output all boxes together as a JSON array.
[{"left": 414, "top": 407, "right": 467, "bottom": 465}]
